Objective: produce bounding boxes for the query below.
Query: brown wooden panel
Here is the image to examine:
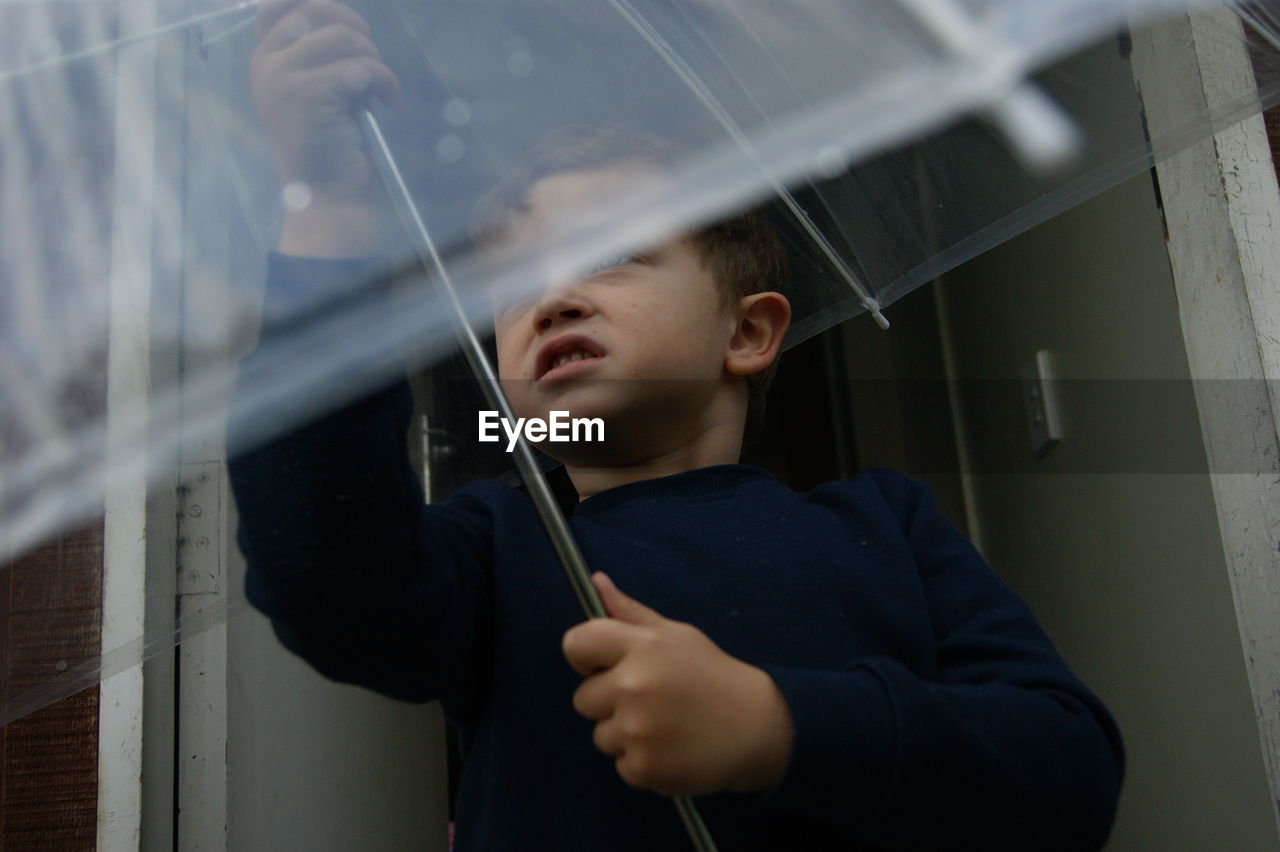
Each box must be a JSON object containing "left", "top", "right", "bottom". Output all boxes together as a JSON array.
[{"left": 0, "top": 522, "right": 103, "bottom": 851}]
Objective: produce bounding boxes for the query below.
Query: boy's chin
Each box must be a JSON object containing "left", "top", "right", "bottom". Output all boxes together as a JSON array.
[
  {"left": 504, "top": 378, "right": 730, "bottom": 464},
  {"left": 512, "top": 378, "right": 717, "bottom": 419}
]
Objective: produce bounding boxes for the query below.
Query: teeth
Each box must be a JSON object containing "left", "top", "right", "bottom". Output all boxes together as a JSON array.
[{"left": 549, "top": 350, "right": 598, "bottom": 371}]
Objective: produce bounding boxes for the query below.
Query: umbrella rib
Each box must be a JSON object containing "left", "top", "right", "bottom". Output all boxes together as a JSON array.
[
  {"left": 0, "top": 591, "right": 252, "bottom": 727},
  {"left": 894, "top": 0, "right": 1080, "bottom": 169},
  {"left": 1236, "top": 0, "right": 1280, "bottom": 49},
  {"left": 0, "top": 0, "right": 257, "bottom": 84},
  {"left": 196, "top": 13, "right": 255, "bottom": 52},
  {"left": 606, "top": 0, "right": 891, "bottom": 330},
  {"left": 665, "top": 3, "right": 877, "bottom": 308}
]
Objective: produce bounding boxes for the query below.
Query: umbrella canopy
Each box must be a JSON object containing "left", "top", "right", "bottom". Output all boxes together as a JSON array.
[{"left": 1, "top": 0, "right": 1278, "bottom": 744}]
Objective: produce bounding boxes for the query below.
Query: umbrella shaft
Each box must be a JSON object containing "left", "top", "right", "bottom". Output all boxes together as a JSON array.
[{"left": 358, "top": 109, "right": 718, "bottom": 852}]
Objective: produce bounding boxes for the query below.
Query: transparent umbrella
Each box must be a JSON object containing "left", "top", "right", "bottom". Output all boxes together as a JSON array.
[{"left": 1, "top": 0, "right": 1279, "bottom": 843}]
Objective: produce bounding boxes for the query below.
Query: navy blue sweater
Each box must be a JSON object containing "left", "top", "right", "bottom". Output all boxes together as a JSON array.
[{"left": 229, "top": 257, "right": 1123, "bottom": 850}]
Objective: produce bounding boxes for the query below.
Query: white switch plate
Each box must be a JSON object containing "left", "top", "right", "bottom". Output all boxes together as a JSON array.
[{"left": 1021, "top": 349, "right": 1062, "bottom": 458}]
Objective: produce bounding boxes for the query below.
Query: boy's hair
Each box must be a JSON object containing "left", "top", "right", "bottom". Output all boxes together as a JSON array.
[{"left": 472, "top": 124, "right": 789, "bottom": 429}]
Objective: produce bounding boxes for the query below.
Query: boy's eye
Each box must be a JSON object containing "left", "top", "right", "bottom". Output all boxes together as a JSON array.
[{"left": 585, "top": 254, "right": 641, "bottom": 277}]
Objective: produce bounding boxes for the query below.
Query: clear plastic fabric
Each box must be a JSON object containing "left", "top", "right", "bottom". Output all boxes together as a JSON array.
[{"left": 2, "top": 0, "right": 1278, "bottom": 724}]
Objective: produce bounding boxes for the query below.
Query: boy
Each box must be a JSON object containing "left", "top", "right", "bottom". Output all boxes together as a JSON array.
[{"left": 232, "top": 2, "right": 1124, "bottom": 848}]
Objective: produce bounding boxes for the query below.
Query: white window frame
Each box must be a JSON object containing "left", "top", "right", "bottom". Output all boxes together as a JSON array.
[{"left": 1132, "top": 6, "right": 1280, "bottom": 837}]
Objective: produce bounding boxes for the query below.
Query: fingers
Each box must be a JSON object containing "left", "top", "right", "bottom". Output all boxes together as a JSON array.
[
  {"left": 593, "top": 719, "right": 624, "bottom": 758},
  {"left": 572, "top": 671, "right": 615, "bottom": 721},
  {"left": 562, "top": 618, "right": 636, "bottom": 677},
  {"left": 591, "top": 712, "right": 677, "bottom": 795},
  {"left": 254, "top": 6, "right": 402, "bottom": 110},
  {"left": 257, "top": 0, "right": 371, "bottom": 55},
  {"left": 276, "top": 24, "right": 379, "bottom": 72},
  {"left": 256, "top": 0, "right": 303, "bottom": 43},
  {"left": 593, "top": 572, "right": 665, "bottom": 627},
  {"left": 299, "top": 57, "right": 401, "bottom": 108},
  {"left": 357, "top": 57, "right": 402, "bottom": 108}
]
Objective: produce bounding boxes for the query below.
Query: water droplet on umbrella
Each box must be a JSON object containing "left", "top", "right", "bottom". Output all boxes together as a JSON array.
[
  {"left": 437, "top": 135, "right": 466, "bottom": 164},
  {"left": 282, "top": 182, "right": 312, "bottom": 212},
  {"left": 443, "top": 98, "right": 472, "bottom": 127}
]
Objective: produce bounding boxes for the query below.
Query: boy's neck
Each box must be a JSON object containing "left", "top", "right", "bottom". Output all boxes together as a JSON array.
[{"left": 563, "top": 420, "right": 745, "bottom": 501}]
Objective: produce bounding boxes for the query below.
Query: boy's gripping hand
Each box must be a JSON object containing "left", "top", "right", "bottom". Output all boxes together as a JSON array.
[
  {"left": 562, "top": 573, "right": 794, "bottom": 797},
  {"left": 251, "top": 0, "right": 402, "bottom": 256}
]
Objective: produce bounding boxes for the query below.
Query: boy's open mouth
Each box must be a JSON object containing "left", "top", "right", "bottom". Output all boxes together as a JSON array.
[{"left": 536, "top": 335, "right": 605, "bottom": 382}]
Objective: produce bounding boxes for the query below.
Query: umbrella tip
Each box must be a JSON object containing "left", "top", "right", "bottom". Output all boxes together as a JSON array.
[{"left": 871, "top": 307, "right": 890, "bottom": 331}]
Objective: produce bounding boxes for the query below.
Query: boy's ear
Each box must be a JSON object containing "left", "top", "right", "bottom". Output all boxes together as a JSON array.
[{"left": 724, "top": 292, "right": 791, "bottom": 377}]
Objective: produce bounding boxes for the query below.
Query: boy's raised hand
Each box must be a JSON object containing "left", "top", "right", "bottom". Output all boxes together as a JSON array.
[
  {"left": 562, "top": 572, "right": 794, "bottom": 797},
  {"left": 251, "top": 0, "right": 402, "bottom": 256}
]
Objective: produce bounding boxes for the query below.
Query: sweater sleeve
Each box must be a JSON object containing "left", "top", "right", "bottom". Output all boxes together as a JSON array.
[
  {"left": 754, "top": 470, "right": 1124, "bottom": 850},
  {"left": 228, "top": 253, "right": 494, "bottom": 724}
]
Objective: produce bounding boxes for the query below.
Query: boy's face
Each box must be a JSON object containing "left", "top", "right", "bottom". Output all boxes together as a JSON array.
[{"left": 492, "top": 167, "right": 744, "bottom": 460}]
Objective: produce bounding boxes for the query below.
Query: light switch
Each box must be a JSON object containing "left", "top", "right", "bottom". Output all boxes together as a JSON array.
[{"left": 1021, "top": 349, "right": 1062, "bottom": 457}]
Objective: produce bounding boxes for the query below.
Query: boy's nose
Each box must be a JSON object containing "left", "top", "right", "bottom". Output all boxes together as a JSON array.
[{"left": 531, "top": 282, "right": 594, "bottom": 332}]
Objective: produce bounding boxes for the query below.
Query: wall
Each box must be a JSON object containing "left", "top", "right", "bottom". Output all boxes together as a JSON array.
[
  {"left": 938, "top": 172, "right": 1274, "bottom": 849},
  {"left": 226, "top": 553, "right": 450, "bottom": 851}
]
